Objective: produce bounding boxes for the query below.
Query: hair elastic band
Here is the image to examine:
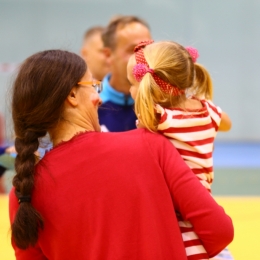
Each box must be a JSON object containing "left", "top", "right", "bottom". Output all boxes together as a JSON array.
[
  {"left": 18, "top": 196, "right": 31, "bottom": 204},
  {"left": 185, "top": 46, "right": 199, "bottom": 63}
]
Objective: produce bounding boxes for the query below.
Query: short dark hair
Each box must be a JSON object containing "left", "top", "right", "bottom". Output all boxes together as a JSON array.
[
  {"left": 102, "top": 15, "right": 150, "bottom": 50},
  {"left": 83, "top": 26, "right": 105, "bottom": 41}
]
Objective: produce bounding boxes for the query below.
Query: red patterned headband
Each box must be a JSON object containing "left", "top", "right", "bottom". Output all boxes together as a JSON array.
[{"left": 133, "top": 40, "right": 185, "bottom": 96}]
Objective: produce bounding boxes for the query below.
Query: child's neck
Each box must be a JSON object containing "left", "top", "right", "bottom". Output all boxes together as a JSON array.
[{"left": 177, "top": 98, "right": 203, "bottom": 110}]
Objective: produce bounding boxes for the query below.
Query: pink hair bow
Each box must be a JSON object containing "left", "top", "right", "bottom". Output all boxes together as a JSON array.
[
  {"left": 186, "top": 46, "right": 199, "bottom": 62},
  {"left": 133, "top": 63, "right": 154, "bottom": 82}
]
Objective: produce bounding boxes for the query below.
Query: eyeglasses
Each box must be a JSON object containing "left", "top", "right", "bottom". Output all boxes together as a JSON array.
[{"left": 77, "top": 81, "right": 103, "bottom": 93}]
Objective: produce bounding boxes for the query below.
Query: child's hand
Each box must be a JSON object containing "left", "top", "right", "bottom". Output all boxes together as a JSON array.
[
  {"left": 5, "top": 145, "right": 16, "bottom": 154},
  {"left": 135, "top": 119, "right": 145, "bottom": 128},
  {"left": 136, "top": 114, "right": 145, "bottom": 129}
]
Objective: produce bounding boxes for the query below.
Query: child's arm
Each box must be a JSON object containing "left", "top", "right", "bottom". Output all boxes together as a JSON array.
[{"left": 218, "top": 111, "right": 232, "bottom": 132}]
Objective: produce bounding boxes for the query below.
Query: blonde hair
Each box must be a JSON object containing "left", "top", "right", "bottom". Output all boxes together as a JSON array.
[
  {"left": 134, "top": 41, "right": 214, "bottom": 132},
  {"left": 190, "top": 63, "right": 213, "bottom": 100}
]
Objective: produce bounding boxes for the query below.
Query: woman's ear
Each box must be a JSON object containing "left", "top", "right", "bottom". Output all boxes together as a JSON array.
[{"left": 66, "top": 87, "right": 78, "bottom": 107}]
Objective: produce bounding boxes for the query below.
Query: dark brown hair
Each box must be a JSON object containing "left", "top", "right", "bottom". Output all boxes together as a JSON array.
[
  {"left": 11, "top": 49, "right": 86, "bottom": 249},
  {"left": 102, "top": 15, "right": 150, "bottom": 50}
]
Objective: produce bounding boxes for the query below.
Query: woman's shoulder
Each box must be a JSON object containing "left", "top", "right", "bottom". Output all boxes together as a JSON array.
[
  {"left": 100, "top": 128, "right": 172, "bottom": 152},
  {"left": 136, "top": 129, "right": 178, "bottom": 154}
]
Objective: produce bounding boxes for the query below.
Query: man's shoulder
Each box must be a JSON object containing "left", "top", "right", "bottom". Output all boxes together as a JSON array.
[{"left": 99, "top": 101, "right": 125, "bottom": 109}]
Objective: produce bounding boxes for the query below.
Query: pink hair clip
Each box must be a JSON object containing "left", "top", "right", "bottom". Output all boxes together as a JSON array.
[
  {"left": 133, "top": 63, "right": 154, "bottom": 82},
  {"left": 186, "top": 46, "right": 199, "bottom": 63}
]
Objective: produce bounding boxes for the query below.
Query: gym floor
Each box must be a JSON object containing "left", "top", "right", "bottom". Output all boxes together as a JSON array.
[
  {"left": 1, "top": 195, "right": 260, "bottom": 260},
  {"left": 1, "top": 142, "right": 260, "bottom": 259}
]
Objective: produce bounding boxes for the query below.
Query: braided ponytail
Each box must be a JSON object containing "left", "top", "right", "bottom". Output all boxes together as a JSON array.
[
  {"left": 10, "top": 49, "right": 87, "bottom": 249},
  {"left": 12, "top": 130, "right": 46, "bottom": 248}
]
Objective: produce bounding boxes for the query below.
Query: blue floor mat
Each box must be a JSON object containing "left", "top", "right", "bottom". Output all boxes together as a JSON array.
[{"left": 213, "top": 142, "right": 260, "bottom": 168}]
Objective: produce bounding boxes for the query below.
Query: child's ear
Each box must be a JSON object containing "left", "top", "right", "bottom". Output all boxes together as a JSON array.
[{"left": 66, "top": 87, "right": 78, "bottom": 107}]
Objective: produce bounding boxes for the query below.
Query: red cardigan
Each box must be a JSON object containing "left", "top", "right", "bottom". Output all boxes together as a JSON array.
[{"left": 9, "top": 129, "right": 233, "bottom": 260}]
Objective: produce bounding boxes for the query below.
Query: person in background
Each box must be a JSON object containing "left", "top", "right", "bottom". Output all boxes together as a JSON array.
[
  {"left": 80, "top": 26, "right": 110, "bottom": 81},
  {"left": 99, "top": 15, "right": 152, "bottom": 132},
  {"left": 0, "top": 113, "right": 7, "bottom": 193},
  {"left": 9, "top": 49, "right": 233, "bottom": 260},
  {"left": 0, "top": 113, "right": 16, "bottom": 193},
  {"left": 0, "top": 165, "right": 7, "bottom": 193},
  {"left": 127, "top": 40, "right": 233, "bottom": 260}
]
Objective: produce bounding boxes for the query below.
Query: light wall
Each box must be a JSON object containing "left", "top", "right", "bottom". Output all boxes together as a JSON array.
[{"left": 1, "top": 0, "right": 259, "bottom": 141}]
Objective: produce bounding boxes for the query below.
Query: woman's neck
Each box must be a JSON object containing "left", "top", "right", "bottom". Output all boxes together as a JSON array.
[{"left": 50, "top": 119, "right": 95, "bottom": 147}]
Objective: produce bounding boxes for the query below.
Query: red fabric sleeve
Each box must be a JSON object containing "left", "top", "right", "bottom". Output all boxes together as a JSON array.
[{"left": 147, "top": 133, "right": 234, "bottom": 258}]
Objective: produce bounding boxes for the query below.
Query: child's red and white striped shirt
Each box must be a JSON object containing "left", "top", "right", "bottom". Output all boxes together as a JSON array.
[{"left": 156, "top": 99, "right": 222, "bottom": 260}]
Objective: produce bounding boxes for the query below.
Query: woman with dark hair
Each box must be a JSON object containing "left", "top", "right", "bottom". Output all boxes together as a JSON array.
[{"left": 9, "top": 49, "right": 233, "bottom": 260}]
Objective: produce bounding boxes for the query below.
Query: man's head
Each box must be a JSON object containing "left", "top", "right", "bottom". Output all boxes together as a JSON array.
[
  {"left": 81, "top": 26, "right": 110, "bottom": 80},
  {"left": 102, "top": 16, "right": 152, "bottom": 94}
]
